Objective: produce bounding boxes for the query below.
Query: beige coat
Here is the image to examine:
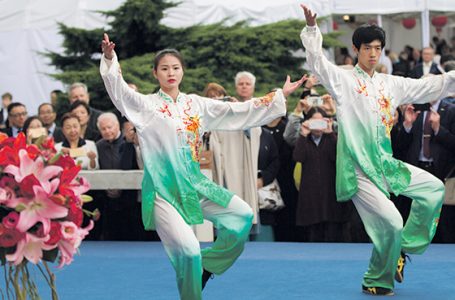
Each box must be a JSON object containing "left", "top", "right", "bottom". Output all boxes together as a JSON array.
[{"left": 210, "top": 128, "right": 262, "bottom": 224}]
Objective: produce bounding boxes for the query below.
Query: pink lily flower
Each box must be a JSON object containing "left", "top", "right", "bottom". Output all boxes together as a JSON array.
[
  {"left": 4, "top": 149, "right": 62, "bottom": 194},
  {"left": 6, "top": 232, "right": 56, "bottom": 265},
  {"left": 57, "top": 220, "right": 93, "bottom": 268},
  {"left": 9, "top": 185, "right": 68, "bottom": 235}
]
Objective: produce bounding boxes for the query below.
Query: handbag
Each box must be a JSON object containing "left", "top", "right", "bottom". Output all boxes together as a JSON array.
[
  {"left": 199, "top": 150, "right": 213, "bottom": 170},
  {"left": 444, "top": 165, "right": 455, "bottom": 205},
  {"left": 257, "top": 179, "right": 285, "bottom": 211}
]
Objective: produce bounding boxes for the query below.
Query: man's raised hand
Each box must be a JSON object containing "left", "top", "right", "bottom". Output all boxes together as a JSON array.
[
  {"left": 300, "top": 4, "right": 317, "bottom": 27},
  {"left": 101, "top": 33, "right": 115, "bottom": 60}
]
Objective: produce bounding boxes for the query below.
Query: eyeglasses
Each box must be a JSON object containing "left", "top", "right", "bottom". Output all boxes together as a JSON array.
[{"left": 10, "top": 112, "right": 27, "bottom": 118}]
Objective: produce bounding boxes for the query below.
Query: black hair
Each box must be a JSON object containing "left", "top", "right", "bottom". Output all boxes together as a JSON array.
[
  {"left": 23, "top": 116, "right": 42, "bottom": 134},
  {"left": 38, "top": 102, "right": 55, "bottom": 113},
  {"left": 306, "top": 107, "right": 328, "bottom": 119},
  {"left": 153, "top": 49, "right": 185, "bottom": 71},
  {"left": 352, "top": 24, "right": 386, "bottom": 50},
  {"left": 60, "top": 112, "right": 79, "bottom": 127},
  {"left": 440, "top": 54, "right": 455, "bottom": 66},
  {"left": 69, "top": 100, "right": 90, "bottom": 115},
  {"left": 300, "top": 89, "right": 312, "bottom": 99},
  {"left": 7, "top": 102, "right": 26, "bottom": 115}
]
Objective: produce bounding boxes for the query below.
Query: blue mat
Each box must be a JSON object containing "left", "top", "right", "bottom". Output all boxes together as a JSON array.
[{"left": 5, "top": 242, "right": 455, "bottom": 299}]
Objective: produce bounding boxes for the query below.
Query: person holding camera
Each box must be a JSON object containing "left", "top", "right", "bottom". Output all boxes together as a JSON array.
[{"left": 293, "top": 107, "right": 352, "bottom": 242}]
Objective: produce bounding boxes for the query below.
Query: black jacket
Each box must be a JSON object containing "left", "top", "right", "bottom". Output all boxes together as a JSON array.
[{"left": 397, "top": 101, "right": 455, "bottom": 180}]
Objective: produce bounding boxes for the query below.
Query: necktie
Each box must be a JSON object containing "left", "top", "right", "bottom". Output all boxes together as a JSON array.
[{"left": 423, "top": 111, "right": 432, "bottom": 158}]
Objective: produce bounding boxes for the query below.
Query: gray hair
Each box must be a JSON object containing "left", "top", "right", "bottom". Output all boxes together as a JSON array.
[
  {"left": 97, "top": 112, "right": 119, "bottom": 129},
  {"left": 68, "top": 82, "right": 88, "bottom": 95},
  {"left": 444, "top": 60, "right": 455, "bottom": 72},
  {"left": 235, "top": 71, "right": 256, "bottom": 86}
]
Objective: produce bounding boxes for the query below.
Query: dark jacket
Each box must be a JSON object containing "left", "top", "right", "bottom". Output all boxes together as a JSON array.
[
  {"left": 410, "top": 62, "right": 442, "bottom": 78},
  {"left": 96, "top": 133, "right": 125, "bottom": 170},
  {"left": 293, "top": 132, "right": 351, "bottom": 226},
  {"left": 397, "top": 101, "right": 455, "bottom": 180}
]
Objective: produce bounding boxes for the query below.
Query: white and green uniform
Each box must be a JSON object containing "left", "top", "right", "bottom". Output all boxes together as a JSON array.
[
  {"left": 100, "top": 53, "right": 286, "bottom": 299},
  {"left": 301, "top": 25, "right": 455, "bottom": 289}
]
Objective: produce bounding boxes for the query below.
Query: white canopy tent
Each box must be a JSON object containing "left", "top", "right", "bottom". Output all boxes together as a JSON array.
[{"left": 0, "top": 0, "right": 454, "bottom": 114}]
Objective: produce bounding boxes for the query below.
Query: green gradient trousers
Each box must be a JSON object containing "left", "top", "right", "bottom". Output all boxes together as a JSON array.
[
  {"left": 154, "top": 195, "right": 253, "bottom": 300},
  {"left": 352, "top": 163, "right": 444, "bottom": 289}
]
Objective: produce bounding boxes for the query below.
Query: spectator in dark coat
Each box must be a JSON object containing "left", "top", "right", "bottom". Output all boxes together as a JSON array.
[
  {"left": 96, "top": 112, "right": 130, "bottom": 240},
  {"left": 293, "top": 107, "right": 352, "bottom": 242}
]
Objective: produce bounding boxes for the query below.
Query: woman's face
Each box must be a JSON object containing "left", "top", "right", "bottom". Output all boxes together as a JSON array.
[
  {"left": 28, "top": 118, "right": 43, "bottom": 130},
  {"left": 71, "top": 105, "right": 90, "bottom": 126},
  {"left": 26, "top": 118, "right": 46, "bottom": 142},
  {"left": 153, "top": 55, "right": 183, "bottom": 92},
  {"left": 62, "top": 117, "right": 81, "bottom": 142}
]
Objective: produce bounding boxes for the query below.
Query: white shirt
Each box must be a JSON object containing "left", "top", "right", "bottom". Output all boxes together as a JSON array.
[{"left": 55, "top": 140, "right": 99, "bottom": 170}]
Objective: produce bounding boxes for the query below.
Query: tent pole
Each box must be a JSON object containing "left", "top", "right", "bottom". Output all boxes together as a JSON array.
[{"left": 421, "top": 0, "right": 430, "bottom": 48}]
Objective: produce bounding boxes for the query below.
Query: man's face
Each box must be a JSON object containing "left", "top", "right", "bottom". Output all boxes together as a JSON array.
[
  {"left": 38, "top": 104, "right": 56, "bottom": 126},
  {"left": 353, "top": 40, "right": 382, "bottom": 73},
  {"left": 2, "top": 97, "right": 11, "bottom": 109},
  {"left": 235, "top": 77, "right": 254, "bottom": 101},
  {"left": 99, "top": 118, "right": 120, "bottom": 142},
  {"left": 422, "top": 48, "right": 434, "bottom": 64},
  {"left": 9, "top": 106, "right": 27, "bottom": 128},
  {"left": 69, "top": 87, "right": 89, "bottom": 104}
]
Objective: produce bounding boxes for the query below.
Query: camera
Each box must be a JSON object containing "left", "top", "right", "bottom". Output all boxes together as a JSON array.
[
  {"left": 220, "top": 96, "right": 231, "bottom": 102},
  {"left": 308, "top": 119, "right": 327, "bottom": 130},
  {"left": 307, "top": 96, "right": 323, "bottom": 106}
]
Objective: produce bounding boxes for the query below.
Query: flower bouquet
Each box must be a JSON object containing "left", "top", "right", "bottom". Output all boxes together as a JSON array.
[{"left": 0, "top": 133, "right": 97, "bottom": 300}]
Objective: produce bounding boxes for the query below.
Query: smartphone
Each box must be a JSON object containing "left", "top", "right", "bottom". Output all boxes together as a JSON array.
[
  {"left": 307, "top": 96, "right": 323, "bottom": 106},
  {"left": 308, "top": 119, "right": 327, "bottom": 130},
  {"left": 413, "top": 103, "right": 431, "bottom": 112}
]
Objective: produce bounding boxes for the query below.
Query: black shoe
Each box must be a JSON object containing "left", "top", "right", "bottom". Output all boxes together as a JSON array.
[
  {"left": 202, "top": 269, "right": 213, "bottom": 290},
  {"left": 362, "top": 285, "right": 394, "bottom": 296},
  {"left": 395, "top": 251, "right": 411, "bottom": 283}
]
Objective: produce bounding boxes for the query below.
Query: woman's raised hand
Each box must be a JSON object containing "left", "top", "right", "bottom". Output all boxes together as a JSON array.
[
  {"left": 300, "top": 4, "right": 317, "bottom": 27},
  {"left": 101, "top": 33, "right": 116, "bottom": 60},
  {"left": 282, "top": 74, "right": 308, "bottom": 97}
]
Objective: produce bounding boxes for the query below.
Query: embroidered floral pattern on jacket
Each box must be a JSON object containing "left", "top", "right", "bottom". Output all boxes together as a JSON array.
[
  {"left": 354, "top": 78, "right": 368, "bottom": 97},
  {"left": 253, "top": 92, "right": 276, "bottom": 108},
  {"left": 182, "top": 98, "right": 203, "bottom": 162},
  {"left": 158, "top": 102, "right": 172, "bottom": 117},
  {"left": 378, "top": 84, "right": 394, "bottom": 137}
]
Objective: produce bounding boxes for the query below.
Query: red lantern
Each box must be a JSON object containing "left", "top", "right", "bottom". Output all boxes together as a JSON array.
[
  {"left": 332, "top": 21, "right": 339, "bottom": 30},
  {"left": 402, "top": 18, "right": 416, "bottom": 30},
  {"left": 431, "top": 15, "right": 447, "bottom": 32}
]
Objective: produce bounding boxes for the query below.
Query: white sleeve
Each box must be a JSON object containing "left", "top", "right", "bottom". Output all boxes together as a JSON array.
[
  {"left": 196, "top": 90, "right": 287, "bottom": 131},
  {"left": 99, "top": 53, "right": 151, "bottom": 127},
  {"left": 300, "top": 26, "right": 345, "bottom": 103},
  {"left": 390, "top": 71, "right": 455, "bottom": 105}
]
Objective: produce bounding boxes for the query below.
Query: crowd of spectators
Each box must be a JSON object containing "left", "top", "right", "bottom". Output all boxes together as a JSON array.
[{"left": 1, "top": 36, "right": 454, "bottom": 242}]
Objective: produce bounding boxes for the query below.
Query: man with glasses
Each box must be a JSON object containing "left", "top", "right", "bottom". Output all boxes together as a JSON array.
[{"left": 2, "top": 102, "right": 27, "bottom": 137}]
